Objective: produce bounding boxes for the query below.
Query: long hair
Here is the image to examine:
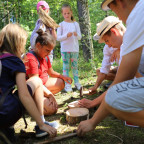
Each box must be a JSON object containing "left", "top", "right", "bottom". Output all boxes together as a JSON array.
[
  {"left": 38, "top": 7, "right": 59, "bottom": 29},
  {"left": 61, "top": 4, "right": 75, "bottom": 21},
  {"left": 0, "top": 23, "right": 27, "bottom": 58}
]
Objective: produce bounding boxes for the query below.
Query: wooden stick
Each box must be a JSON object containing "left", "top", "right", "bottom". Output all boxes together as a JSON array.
[{"left": 34, "top": 132, "right": 77, "bottom": 144}]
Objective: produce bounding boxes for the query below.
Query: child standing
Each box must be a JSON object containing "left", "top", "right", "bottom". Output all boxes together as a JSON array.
[
  {"left": 30, "top": 1, "right": 59, "bottom": 64},
  {"left": 0, "top": 24, "right": 57, "bottom": 143},
  {"left": 57, "top": 4, "right": 82, "bottom": 92}
]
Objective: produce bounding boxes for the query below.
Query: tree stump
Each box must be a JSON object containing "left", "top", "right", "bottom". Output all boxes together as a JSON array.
[{"left": 66, "top": 108, "right": 89, "bottom": 125}]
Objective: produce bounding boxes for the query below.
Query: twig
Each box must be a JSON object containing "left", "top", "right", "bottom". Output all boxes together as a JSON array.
[
  {"left": 0, "top": 131, "right": 12, "bottom": 144},
  {"left": 108, "top": 133, "right": 123, "bottom": 144}
]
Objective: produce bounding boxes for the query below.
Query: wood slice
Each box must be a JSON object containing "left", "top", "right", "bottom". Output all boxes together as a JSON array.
[
  {"left": 66, "top": 108, "right": 89, "bottom": 125},
  {"left": 68, "top": 100, "right": 80, "bottom": 109}
]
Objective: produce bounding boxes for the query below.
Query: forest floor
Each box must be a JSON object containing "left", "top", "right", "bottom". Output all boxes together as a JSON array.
[{"left": 6, "top": 75, "right": 144, "bottom": 144}]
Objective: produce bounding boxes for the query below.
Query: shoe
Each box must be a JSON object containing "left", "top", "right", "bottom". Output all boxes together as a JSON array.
[
  {"left": 45, "top": 121, "right": 59, "bottom": 129},
  {"left": 75, "top": 83, "right": 82, "bottom": 90},
  {"left": 64, "top": 83, "right": 73, "bottom": 92},
  {"left": 35, "top": 125, "right": 48, "bottom": 138}
]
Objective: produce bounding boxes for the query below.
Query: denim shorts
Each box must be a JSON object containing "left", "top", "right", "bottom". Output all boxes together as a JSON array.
[{"left": 105, "top": 77, "right": 144, "bottom": 112}]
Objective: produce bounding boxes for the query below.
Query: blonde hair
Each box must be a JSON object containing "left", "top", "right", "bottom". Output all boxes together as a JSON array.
[
  {"left": 0, "top": 23, "right": 27, "bottom": 58},
  {"left": 38, "top": 7, "right": 59, "bottom": 29}
]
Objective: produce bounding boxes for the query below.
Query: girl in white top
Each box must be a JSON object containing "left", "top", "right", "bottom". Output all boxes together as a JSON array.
[{"left": 57, "top": 4, "right": 82, "bottom": 92}]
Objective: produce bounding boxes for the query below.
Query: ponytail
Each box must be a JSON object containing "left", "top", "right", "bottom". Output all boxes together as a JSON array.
[{"left": 38, "top": 7, "right": 59, "bottom": 29}]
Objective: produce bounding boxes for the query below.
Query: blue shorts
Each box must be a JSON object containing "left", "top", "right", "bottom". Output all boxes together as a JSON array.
[
  {"left": 105, "top": 77, "right": 144, "bottom": 112},
  {"left": 0, "top": 85, "right": 32, "bottom": 128}
]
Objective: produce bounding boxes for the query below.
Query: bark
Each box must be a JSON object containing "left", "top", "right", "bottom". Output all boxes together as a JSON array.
[{"left": 77, "top": 0, "right": 94, "bottom": 61}]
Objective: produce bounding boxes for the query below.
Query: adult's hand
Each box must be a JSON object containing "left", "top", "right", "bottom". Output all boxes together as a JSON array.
[{"left": 78, "top": 98, "right": 93, "bottom": 108}]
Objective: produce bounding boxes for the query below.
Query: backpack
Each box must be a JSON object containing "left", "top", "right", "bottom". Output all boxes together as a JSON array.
[
  {"left": 0, "top": 53, "right": 28, "bottom": 128},
  {"left": 27, "top": 50, "right": 49, "bottom": 69}
]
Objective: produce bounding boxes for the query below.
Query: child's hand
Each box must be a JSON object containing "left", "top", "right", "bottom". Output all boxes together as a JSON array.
[
  {"left": 40, "top": 123, "right": 57, "bottom": 138},
  {"left": 73, "top": 32, "right": 77, "bottom": 36},
  {"left": 67, "top": 32, "right": 73, "bottom": 37}
]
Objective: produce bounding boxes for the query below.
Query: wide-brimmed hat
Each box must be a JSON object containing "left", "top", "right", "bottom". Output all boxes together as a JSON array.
[
  {"left": 93, "top": 16, "right": 121, "bottom": 43},
  {"left": 37, "top": 1, "right": 49, "bottom": 11},
  {"left": 101, "top": 0, "right": 114, "bottom": 11}
]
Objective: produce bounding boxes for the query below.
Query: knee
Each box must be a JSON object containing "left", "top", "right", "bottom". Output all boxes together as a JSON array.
[
  {"left": 59, "top": 78, "right": 65, "bottom": 90},
  {"left": 44, "top": 97, "right": 58, "bottom": 116}
]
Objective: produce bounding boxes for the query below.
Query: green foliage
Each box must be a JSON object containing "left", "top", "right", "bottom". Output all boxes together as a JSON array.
[{"left": 0, "top": 0, "right": 116, "bottom": 64}]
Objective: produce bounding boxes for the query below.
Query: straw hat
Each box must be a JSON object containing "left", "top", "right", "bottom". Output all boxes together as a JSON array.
[
  {"left": 101, "top": 0, "right": 114, "bottom": 11},
  {"left": 93, "top": 16, "right": 121, "bottom": 43}
]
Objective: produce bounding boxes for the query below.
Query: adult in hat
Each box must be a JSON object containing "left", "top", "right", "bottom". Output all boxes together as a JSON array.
[{"left": 77, "top": 0, "right": 144, "bottom": 136}]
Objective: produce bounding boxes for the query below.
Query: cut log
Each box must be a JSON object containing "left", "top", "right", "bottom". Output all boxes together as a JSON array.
[
  {"left": 66, "top": 108, "right": 89, "bottom": 125},
  {"left": 68, "top": 100, "right": 80, "bottom": 109}
]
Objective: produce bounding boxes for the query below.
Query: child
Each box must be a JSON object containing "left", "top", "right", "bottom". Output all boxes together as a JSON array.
[
  {"left": 57, "top": 4, "right": 82, "bottom": 92},
  {"left": 30, "top": 1, "right": 59, "bottom": 64},
  {"left": 77, "top": 0, "right": 144, "bottom": 136},
  {"left": 0, "top": 23, "right": 57, "bottom": 143},
  {"left": 25, "top": 29, "right": 72, "bottom": 115}
]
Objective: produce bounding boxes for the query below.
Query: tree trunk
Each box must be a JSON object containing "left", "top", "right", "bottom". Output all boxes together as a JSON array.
[{"left": 77, "top": 0, "right": 94, "bottom": 61}]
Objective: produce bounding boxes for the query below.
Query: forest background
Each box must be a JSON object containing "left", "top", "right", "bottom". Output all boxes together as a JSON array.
[{"left": 0, "top": 0, "right": 115, "bottom": 69}]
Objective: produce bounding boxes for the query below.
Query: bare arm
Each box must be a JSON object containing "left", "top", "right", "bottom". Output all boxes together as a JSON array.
[
  {"left": 77, "top": 46, "right": 143, "bottom": 136},
  {"left": 48, "top": 67, "right": 72, "bottom": 84},
  {"left": 89, "top": 73, "right": 107, "bottom": 92}
]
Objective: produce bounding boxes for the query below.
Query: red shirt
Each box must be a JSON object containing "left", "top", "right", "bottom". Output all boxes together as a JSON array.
[{"left": 25, "top": 53, "right": 52, "bottom": 84}]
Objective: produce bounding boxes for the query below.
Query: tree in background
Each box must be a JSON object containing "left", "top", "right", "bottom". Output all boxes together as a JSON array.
[{"left": 77, "top": 0, "right": 94, "bottom": 62}]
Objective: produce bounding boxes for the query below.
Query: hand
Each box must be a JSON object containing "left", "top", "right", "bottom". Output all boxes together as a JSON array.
[
  {"left": 110, "top": 49, "right": 120, "bottom": 63},
  {"left": 40, "top": 123, "right": 57, "bottom": 138},
  {"left": 88, "top": 86, "right": 97, "bottom": 94},
  {"left": 78, "top": 98, "right": 93, "bottom": 108},
  {"left": 67, "top": 32, "right": 73, "bottom": 37},
  {"left": 77, "top": 119, "right": 96, "bottom": 137},
  {"left": 62, "top": 76, "right": 72, "bottom": 84},
  {"left": 73, "top": 32, "right": 77, "bottom": 36}
]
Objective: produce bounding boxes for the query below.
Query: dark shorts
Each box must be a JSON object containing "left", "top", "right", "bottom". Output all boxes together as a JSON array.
[{"left": 0, "top": 85, "right": 32, "bottom": 129}]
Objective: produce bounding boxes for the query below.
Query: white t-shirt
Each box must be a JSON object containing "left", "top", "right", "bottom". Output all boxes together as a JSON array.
[
  {"left": 120, "top": 0, "right": 144, "bottom": 57},
  {"left": 100, "top": 45, "right": 118, "bottom": 74},
  {"left": 57, "top": 21, "right": 82, "bottom": 52}
]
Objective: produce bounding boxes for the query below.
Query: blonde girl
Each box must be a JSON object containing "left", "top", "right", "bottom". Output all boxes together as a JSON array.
[
  {"left": 0, "top": 23, "right": 57, "bottom": 143},
  {"left": 57, "top": 4, "right": 82, "bottom": 92},
  {"left": 30, "top": 0, "right": 59, "bottom": 64}
]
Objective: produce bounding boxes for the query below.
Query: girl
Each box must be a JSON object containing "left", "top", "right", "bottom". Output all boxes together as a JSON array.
[
  {"left": 30, "top": 0, "right": 59, "bottom": 64},
  {"left": 0, "top": 24, "right": 57, "bottom": 143},
  {"left": 25, "top": 29, "right": 72, "bottom": 115},
  {"left": 57, "top": 4, "right": 82, "bottom": 92}
]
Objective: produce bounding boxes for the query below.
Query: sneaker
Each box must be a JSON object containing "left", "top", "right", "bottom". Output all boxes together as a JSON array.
[
  {"left": 35, "top": 125, "right": 48, "bottom": 138},
  {"left": 45, "top": 121, "right": 59, "bottom": 129},
  {"left": 75, "top": 83, "right": 82, "bottom": 90},
  {"left": 64, "top": 83, "right": 73, "bottom": 92}
]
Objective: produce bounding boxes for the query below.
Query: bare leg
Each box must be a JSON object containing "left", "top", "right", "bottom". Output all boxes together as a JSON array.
[
  {"left": 27, "top": 76, "right": 44, "bottom": 115},
  {"left": 45, "top": 77, "right": 65, "bottom": 94},
  {"left": 105, "top": 102, "right": 144, "bottom": 127}
]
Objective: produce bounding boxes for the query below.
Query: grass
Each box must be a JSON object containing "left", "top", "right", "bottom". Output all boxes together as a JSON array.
[{"left": 2, "top": 58, "right": 144, "bottom": 144}]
